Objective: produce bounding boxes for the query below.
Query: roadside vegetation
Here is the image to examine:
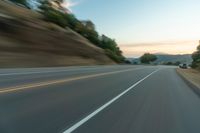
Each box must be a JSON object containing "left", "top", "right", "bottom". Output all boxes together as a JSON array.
[
  {"left": 192, "top": 44, "right": 200, "bottom": 69},
  {"left": 10, "top": 0, "right": 125, "bottom": 63},
  {"left": 10, "top": 0, "right": 27, "bottom": 5},
  {"left": 0, "top": 0, "right": 116, "bottom": 67},
  {"left": 140, "top": 53, "right": 157, "bottom": 64},
  {"left": 162, "top": 61, "right": 181, "bottom": 66},
  {"left": 176, "top": 43, "right": 200, "bottom": 92}
]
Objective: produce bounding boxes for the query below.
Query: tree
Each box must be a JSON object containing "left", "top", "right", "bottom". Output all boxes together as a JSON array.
[
  {"left": 174, "top": 61, "right": 181, "bottom": 66},
  {"left": 81, "top": 21, "right": 95, "bottom": 31},
  {"left": 198, "top": 45, "right": 200, "bottom": 51},
  {"left": 191, "top": 42, "right": 200, "bottom": 68},
  {"left": 41, "top": 7, "right": 68, "bottom": 27},
  {"left": 38, "top": 0, "right": 125, "bottom": 63},
  {"left": 125, "top": 60, "right": 132, "bottom": 64},
  {"left": 11, "top": 0, "right": 27, "bottom": 5},
  {"left": 165, "top": 62, "right": 173, "bottom": 65},
  {"left": 192, "top": 51, "right": 200, "bottom": 68},
  {"left": 140, "top": 53, "right": 157, "bottom": 64}
]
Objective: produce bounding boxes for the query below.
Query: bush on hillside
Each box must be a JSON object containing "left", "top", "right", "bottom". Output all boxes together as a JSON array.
[
  {"left": 163, "top": 61, "right": 180, "bottom": 66},
  {"left": 10, "top": 0, "right": 27, "bottom": 5},
  {"left": 39, "top": 5, "right": 68, "bottom": 27},
  {"left": 192, "top": 44, "right": 200, "bottom": 68},
  {"left": 39, "top": 1, "right": 125, "bottom": 63},
  {"left": 192, "top": 50, "right": 200, "bottom": 68},
  {"left": 105, "top": 49, "right": 125, "bottom": 63}
]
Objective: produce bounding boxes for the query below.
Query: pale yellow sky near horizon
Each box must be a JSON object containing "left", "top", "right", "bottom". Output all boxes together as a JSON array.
[
  {"left": 120, "top": 40, "right": 199, "bottom": 57},
  {"left": 71, "top": 0, "right": 200, "bottom": 58}
]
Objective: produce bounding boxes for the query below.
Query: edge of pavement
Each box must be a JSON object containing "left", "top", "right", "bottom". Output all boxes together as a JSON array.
[{"left": 176, "top": 68, "right": 200, "bottom": 97}]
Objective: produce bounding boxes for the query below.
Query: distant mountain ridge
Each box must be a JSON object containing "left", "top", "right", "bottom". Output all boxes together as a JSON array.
[
  {"left": 128, "top": 54, "right": 192, "bottom": 64},
  {"left": 155, "top": 54, "right": 192, "bottom": 64}
]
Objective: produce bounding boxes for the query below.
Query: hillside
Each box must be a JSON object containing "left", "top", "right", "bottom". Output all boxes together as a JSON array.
[
  {"left": 155, "top": 54, "right": 192, "bottom": 64},
  {"left": 0, "top": 1, "right": 115, "bottom": 67},
  {"left": 128, "top": 54, "right": 192, "bottom": 65}
]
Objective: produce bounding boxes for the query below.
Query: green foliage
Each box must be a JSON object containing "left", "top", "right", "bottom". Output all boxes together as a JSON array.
[
  {"left": 39, "top": 1, "right": 125, "bottom": 63},
  {"left": 165, "top": 62, "right": 173, "bottom": 65},
  {"left": 105, "top": 49, "right": 125, "bottom": 63},
  {"left": 198, "top": 45, "right": 200, "bottom": 51},
  {"left": 74, "top": 21, "right": 100, "bottom": 45},
  {"left": 10, "top": 0, "right": 27, "bottom": 5},
  {"left": 163, "top": 61, "right": 180, "bottom": 66},
  {"left": 174, "top": 61, "right": 181, "bottom": 66},
  {"left": 100, "top": 35, "right": 124, "bottom": 62},
  {"left": 125, "top": 60, "right": 132, "bottom": 64},
  {"left": 65, "top": 14, "right": 78, "bottom": 29},
  {"left": 191, "top": 44, "right": 200, "bottom": 68},
  {"left": 140, "top": 53, "right": 157, "bottom": 64},
  {"left": 192, "top": 49, "right": 200, "bottom": 68},
  {"left": 40, "top": 5, "right": 68, "bottom": 27},
  {"left": 100, "top": 35, "right": 117, "bottom": 51}
]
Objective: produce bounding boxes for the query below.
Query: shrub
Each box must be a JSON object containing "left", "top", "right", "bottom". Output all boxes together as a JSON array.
[
  {"left": 39, "top": 1, "right": 125, "bottom": 63},
  {"left": 40, "top": 6, "right": 68, "bottom": 27},
  {"left": 192, "top": 48, "right": 200, "bottom": 68},
  {"left": 140, "top": 53, "right": 157, "bottom": 64},
  {"left": 105, "top": 49, "right": 125, "bottom": 63},
  {"left": 10, "top": 0, "right": 27, "bottom": 5}
]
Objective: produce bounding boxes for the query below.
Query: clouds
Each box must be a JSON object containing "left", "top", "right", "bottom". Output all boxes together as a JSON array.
[
  {"left": 27, "top": 0, "right": 41, "bottom": 9},
  {"left": 119, "top": 40, "right": 199, "bottom": 57},
  {"left": 61, "top": 0, "right": 80, "bottom": 11}
]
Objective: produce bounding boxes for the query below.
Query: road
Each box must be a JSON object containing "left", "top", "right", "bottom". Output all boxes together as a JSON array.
[{"left": 1, "top": 65, "right": 200, "bottom": 133}]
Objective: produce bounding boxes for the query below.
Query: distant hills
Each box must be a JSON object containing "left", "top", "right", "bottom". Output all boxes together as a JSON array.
[
  {"left": 128, "top": 54, "right": 193, "bottom": 65},
  {"left": 155, "top": 54, "right": 192, "bottom": 64}
]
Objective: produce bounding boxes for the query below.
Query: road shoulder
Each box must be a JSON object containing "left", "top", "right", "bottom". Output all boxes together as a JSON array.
[{"left": 176, "top": 68, "right": 200, "bottom": 96}]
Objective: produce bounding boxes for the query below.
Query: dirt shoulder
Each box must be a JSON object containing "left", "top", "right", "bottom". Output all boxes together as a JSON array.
[{"left": 177, "top": 68, "right": 200, "bottom": 95}]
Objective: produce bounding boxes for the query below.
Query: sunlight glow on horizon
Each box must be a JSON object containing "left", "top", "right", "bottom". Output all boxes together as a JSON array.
[
  {"left": 71, "top": 0, "right": 200, "bottom": 57},
  {"left": 120, "top": 40, "right": 199, "bottom": 57}
]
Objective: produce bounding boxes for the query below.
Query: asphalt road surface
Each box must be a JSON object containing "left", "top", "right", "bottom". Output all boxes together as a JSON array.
[{"left": 1, "top": 65, "right": 200, "bottom": 133}]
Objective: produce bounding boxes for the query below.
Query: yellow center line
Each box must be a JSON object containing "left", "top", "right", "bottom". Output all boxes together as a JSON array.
[{"left": 0, "top": 68, "right": 145, "bottom": 93}]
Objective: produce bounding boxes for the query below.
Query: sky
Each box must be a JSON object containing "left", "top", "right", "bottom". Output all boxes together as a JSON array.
[{"left": 68, "top": 0, "right": 200, "bottom": 57}]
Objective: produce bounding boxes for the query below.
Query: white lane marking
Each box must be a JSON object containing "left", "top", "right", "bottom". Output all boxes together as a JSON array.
[{"left": 63, "top": 69, "right": 160, "bottom": 133}]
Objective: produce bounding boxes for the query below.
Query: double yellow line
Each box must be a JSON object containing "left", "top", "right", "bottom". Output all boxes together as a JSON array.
[{"left": 0, "top": 68, "right": 144, "bottom": 93}]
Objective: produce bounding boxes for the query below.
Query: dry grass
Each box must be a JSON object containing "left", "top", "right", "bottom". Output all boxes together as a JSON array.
[
  {"left": 0, "top": 1, "right": 115, "bottom": 67},
  {"left": 177, "top": 68, "right": 200, "bottom": 89}
]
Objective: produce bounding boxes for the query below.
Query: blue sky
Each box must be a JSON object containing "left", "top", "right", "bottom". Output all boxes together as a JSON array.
[{"left": 70, "top": 0, "right": 200, "bottom": 57}]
